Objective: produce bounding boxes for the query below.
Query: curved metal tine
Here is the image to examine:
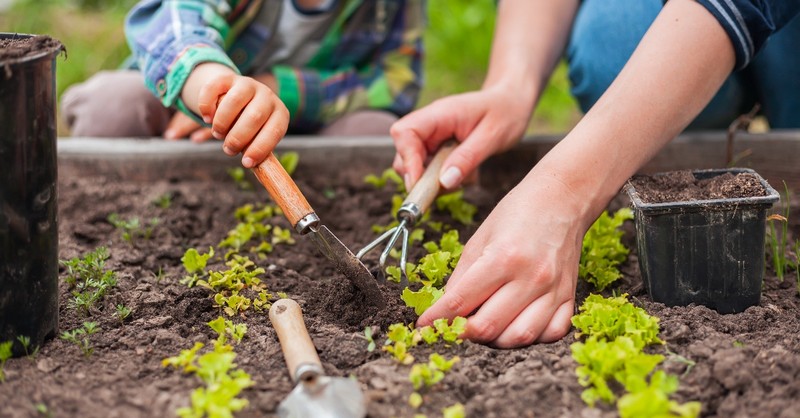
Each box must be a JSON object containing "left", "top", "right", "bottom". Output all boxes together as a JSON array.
[
  {"left": 378, "top": 219, "right": 407, "bottom": 268},
  {"left": 399, "top": 226, "right": 410, "bottom": 287},
  {"left": 356, "top": 225, "right": 398, "bottom": 260}
]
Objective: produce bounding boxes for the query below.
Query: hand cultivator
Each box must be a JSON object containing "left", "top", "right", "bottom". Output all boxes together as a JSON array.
[{"left": 357, "top": 141, "right": 457, "bottom": 283}]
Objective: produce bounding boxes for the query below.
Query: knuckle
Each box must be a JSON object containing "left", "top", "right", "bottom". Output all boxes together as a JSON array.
[
  {"left": 246, "top": 109, "right": 266, "bottom": 125},
  {"left": 504, "top": 329, "right": 537, "bottom": 348},
  {"left": 468, "top": 318, "right": 498, "bottom": 342},
  {"left": 445, "top": 293, "right": 467, "bottom": 316}
]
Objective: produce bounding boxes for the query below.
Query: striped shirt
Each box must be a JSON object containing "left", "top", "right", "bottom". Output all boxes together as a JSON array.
[
  {"left": 125, "top": 0, "right": 425, "bottom": 132},
  {"left": 695, "top": 0, "right": 800, "bottom": 69}
]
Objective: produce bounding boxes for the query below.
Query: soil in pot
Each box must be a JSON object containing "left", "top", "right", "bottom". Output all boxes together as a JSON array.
[{"left": 0, "top": 162, "right": 797, "bottom": 418}]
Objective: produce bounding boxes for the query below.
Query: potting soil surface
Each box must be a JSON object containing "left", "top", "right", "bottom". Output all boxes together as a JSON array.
[
  {"left": 1, "top": 162, "right": 799, "bottom": 418},
  {"left": 0, "top": 35, "right": 62, "bottom": 62}
]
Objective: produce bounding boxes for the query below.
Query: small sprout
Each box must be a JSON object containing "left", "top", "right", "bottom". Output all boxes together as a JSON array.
[
  {"left": 442, "top": 403, "right": 466, "bottom": 418},
  {"left": 61, "top": 248, "right": 118, "bottom": 316},
  {"left": 115, "top": 304, "right": 132, "bottom": 322},
  {"left": 35, "top": 403, "right": 53, "bottom": 418},
  {"left": 733, "top": 340, "right": 746, "bottom": 348},
  {"left": 361, "top": 326, "right": 377, "bottom": 352},
  {"left": 579, "top": 209, "right": 634, "bottom": 290},
  {"left": 152, "top": 192, "right": 173, "bottom": 209},
  {"left": 435, "top": 190, "right": 476, "bottom": 225},
  {"left": 107, "top": 213, "right": 160, "bottom": 243},
  {"left": 227, "top": 167, "right": 254, "bottom": 191},
  {"left": 278, "top": 152, "right": 300, "bottom": 175},
  {"left": 0, "top": 341, "right": 12, "bottom": 382},
  {"left": 151, "top": 266, "right": 167, "bottom": 283},
  {"left": 208, "top": 316, "right": 247, "bottom": 347},
  {"left": 277, "top": 292, "right": 288, "bottom": 299},
  {"left": 408, "top": 392, "right": 423, "bottom": 409},
  {"left": 16, "top": 335, "right": 39, "bottom": 361},
  {"left": 60, "top": 322, "right": 100, "bottom": 357}
]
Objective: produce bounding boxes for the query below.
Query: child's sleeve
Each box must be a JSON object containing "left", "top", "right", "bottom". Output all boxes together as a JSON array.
[
  {"left": 271, "top": 0, "right": 425, "bottom": 131},
  {"left": 693, "top": 0, "right": 800, "bottom": 70},
  {"left": 124, "top": 0, "right": 248, "bottom": 119}
]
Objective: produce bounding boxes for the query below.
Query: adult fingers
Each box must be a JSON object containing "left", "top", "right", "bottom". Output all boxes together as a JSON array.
[
  {"left": 490, "top": 294, "right": 560, "bottom": 348},
  {"left": 439, "top": 119, "right": 504, "bottom": 190},
  {"left": 535, "top": 300, "right": 575, "bottom": 343},
  {"left": 390, "top": 127, "right": 426, "bottom": 190},
  {"left": 240, "top": 105, "right": 289, "bottom": 168},
  {"left": 461, "top": 280, "right": 547, "bottom": 344},
  {"left": 416, "top": 254, "right": 502, "bottom": 327}
]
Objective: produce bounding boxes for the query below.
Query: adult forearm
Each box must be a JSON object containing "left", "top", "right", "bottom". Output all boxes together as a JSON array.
[
  {"left": 530, "top": 0, "right": 736, "bottom": 229},
  {"left": 483, "top": 0, "right": 579, "bottom": 106}
]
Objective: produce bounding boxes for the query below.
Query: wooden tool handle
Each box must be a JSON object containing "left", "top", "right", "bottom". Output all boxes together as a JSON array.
[
  {"left": 402, "top": 140, "right": 458, "bottom": 212},
  {"left": 269, "top": 299, "right": 322, "bottom": 380},
  {"left": 252, "top": 154, "right": 314, "bottom": 228}
]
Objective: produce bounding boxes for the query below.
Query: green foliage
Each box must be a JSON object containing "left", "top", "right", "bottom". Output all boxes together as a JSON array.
[
  {"left": 278, "top": 152, "right": 300, "bottom": 176},
  {"left": 361, "top": 326, "right": 377, "bottom": 352},
  {"left": 570, "top": 294, "right": 699, "bottom": 416},
  {"left": 115, "top": 304, "right": 132, "bottom": 322},
  {"left": 208, "top": 317, "right": 247, "bottom": 347},
  {"left": 200, "top": 255, "right": 266, "bottom": 316},
  {"left": 227, "top": 167, "right": 254, "bottom": 191},
  {"left": 422, "top": 230, "right": 464, "bottom": 267},
  {"left": 152, "top": 192, "right": 173, "bottom": 209},
  {"left": 409, "top": 353, "right": 460, "bottom": 390},
  {"left": 0, "top": 341, "right": 12, "bottom": 383},
  {"left": 16, "top": 335, "right": 39, "bottom": 360},
  {"left": 107, "top": 213, "right": 160, "bottom": 243},
  {"left": 364, "top": 168, "right": 405, "bottom": 192},
  {"left": 571, "top": 294, "right": 662, "bottom": 349},
  {"left": 579, "top": 208, "right": 634, "bottom": 290},
  {"left": 181, "top": 247, "right": 215, "bottom": 287},
  {"left": 382, "top": 318, "right": 467, "bottom": 363},
  {"left": 164, "top": 340, "right": 253, "bottom": 418},
  {"left": 433, "top": 317, "right": 467, "bottom": 343},
  {"left": 60, "top": 322, "right": 100, "bottom": 357},
  {"left": 401, "top": 285, "right": 444, "bottom": 315},
  {"left": 234, "top": 204, "right": 278, "bottom": 223},
  {"left": 435, "top": 191, "right": 477, "bottom": 225},
  {"left": 766, "top": 183, "right": 792, "bottom": 282},
  {"left": 60, "top": 247, "right": 118, "bottom": 315},
  {"left": 442, "top": 403, "right": 466, "bottom": 418}
]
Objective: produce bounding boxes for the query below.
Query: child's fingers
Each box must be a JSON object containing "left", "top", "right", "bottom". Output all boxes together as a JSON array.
[
  {"left": 197, "top": 75, "right": 235, "bottom": 123},
  {"left": 241, "top": 106, "right": 290, "bottom": 168},
  {"left": 223, "top": 92, "right": 275, "bottom": 157},
  {"left": 213, "top": 83, "right": 256, "bottom": 145}
]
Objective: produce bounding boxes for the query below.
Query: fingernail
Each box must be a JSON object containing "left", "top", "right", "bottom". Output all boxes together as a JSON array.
[
  {"left": 163, "top": 129, "right": 176, "bottom": 140},
  {"left": 242, "top": 156, "right": 255, "bottom": 168},
  {"left": 223, "top": 145, "right": 236, "bottom": 156},
  {"left": 203, "top": 115, "right": 211, "bottom": 124},
  {"left": 440, "top": 166, "right": 462, "bottom": 189},
  {"left": 212, "top": 130, "right": 223, "bottom": 140}
]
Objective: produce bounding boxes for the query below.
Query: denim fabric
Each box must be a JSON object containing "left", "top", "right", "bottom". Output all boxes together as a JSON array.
[{"left": 566, "top": 0, "right": 800, "bottom": 129}]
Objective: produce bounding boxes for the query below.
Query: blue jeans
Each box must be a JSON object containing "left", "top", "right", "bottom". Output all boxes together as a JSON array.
[{"left": 566, "top": 0, "right": 800, "bottom": 129}]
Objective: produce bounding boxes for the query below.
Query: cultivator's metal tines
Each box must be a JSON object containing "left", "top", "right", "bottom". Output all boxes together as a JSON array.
[{"left": 356, "top": 218, "right": 411, "bottom": 285}]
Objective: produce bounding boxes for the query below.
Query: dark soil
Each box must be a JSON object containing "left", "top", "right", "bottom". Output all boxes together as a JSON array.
[
  {"left": 0, "top": 35, "right": 63, "bottom": 62},
  {"left": 630, "top": 170, "right": 767, "bottom": 203},
  {"left": 1, "top": 160, "right": 799, "bottom": 418}
]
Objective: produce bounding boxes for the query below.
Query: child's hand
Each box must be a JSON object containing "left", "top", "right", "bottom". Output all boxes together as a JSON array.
[
  {"left": 182, "top": 63, "right": 290, "bottom": 168},
  {"left": 163, "top": 112, "right": 213, "bottom": 142}
]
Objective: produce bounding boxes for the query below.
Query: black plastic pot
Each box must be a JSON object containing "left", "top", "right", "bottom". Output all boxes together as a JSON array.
[
  {"left": 0, "top": 34, "right": 64, "bottom": 356},
  {"left": 625, "top": 168, "right": 780, "bottom": 314}
]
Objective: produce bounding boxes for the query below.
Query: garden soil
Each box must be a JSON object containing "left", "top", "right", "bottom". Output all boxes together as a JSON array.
[{"left": 1, "top": 161, "right": 798, "bottom": 418}]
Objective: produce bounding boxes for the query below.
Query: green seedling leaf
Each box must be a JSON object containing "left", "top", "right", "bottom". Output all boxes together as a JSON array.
[
  {"left": 152, "top": 192, "right": 173, "bottom": 209},
  {"left": 227, "top": 167, "right": 253, "bottom": 191},
  {"left": 442, "top": 403, "right": 466, "bottom": 418},
  {"left": 278, "top": 152, "right": 300, "bottom": 176},
  {"left": 364, "top": 168, "right": 405, "bottom": 192},
  {"left": 571, "top": 293, "right": 662, "bottom": 349},
  {"left": 433, "top": 317, "right": 467, "bottom": 343},
  {"left": 435, "top": 190, "right": 477, "bottom": 225},
  {"left": 402, "top": 285, "right": 444, "bottom": 315},
  {"left": 163, "top": 342, "right": 205, "bottom": 372},
  {"left": 182, "top": 247, "right": 215, "bottom": 274},
  {"left": 115, "top": 304, "right": 132, "bottom": 322},
  {"left": 0, "top": 341, "right": 12, "bottom": 383},
  {"left": 417, "top": 251, "right": 452, "bottom": 286},
  {"left": 579, "top": 208, "right": 633, "bottom": 290},
  {"left": 409, "top": 392, "right": 423, "bottom": 409},
  {"left": 362, "top": 326, "right": 377, "bottom": 352}
]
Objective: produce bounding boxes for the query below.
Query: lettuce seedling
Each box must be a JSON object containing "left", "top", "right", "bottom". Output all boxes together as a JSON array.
[
  {"left": 162, "top": 342, "right": 205, "bottom": 373},
  {"left": 208, "top": 316, "right": 247, "bottom": 347},
  {"left": 442, "top": 403, "right": 466, "bottom": 418},
  {"left": 182, "top": 247, "right": 215, "bottom": 275},
  {"left": 579, "top": 209, "right": 633, "bottom": 290},
  {"left": 152, "top": 192, "right": 173, "bottom": 209},
  {"left": 364, "top": 168, "right": 405, "bottom": 192},
  {"left": 422, "top": 230, "right": 464, "bottom": 268},
  {"left": 0, "top": 341, "right": 12, "bottom": 383},
  {"left": 409, "top": 353, "right": 460, "bottom": 390},
  {"left": 401, "top": 284, "right": 444, "bottom": 315},
  {"left": 435, "top": 190, "right": 477, "bottom": 225},
  {"left": 571, "top": 294, "right": 662, "bottom": 350},
  {"left": 361, "top": 326, "right": 377, "bottom": 352},
  {"left": 227, "top": 167, "right": 254, "bottom": 191},
  {"left": 617, "top": 371, "right": 701, "bottom": 418},
  {"left": 234, "top": 203, "right": 277, "bottom": 223},
  {"left": 278, "top": 151, "right": 300, "bottom": 176},
  {"left": 433, "top": 317, "right": 467, "bottom": 344}
]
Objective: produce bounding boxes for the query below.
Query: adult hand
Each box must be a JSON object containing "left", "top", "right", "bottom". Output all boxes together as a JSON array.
[
  {"left": 163, "top": 112, "right": 213, "bottom": 142},
  {"left": 390, "top": 85, "right": 534, "bottom": 191},
  {"left": 417, "top": 173, "right": 586, "bottom": 348}
]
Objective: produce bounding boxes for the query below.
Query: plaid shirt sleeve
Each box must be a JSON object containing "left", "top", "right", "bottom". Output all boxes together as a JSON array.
[
  {"left": 272, "top": 0, "right": 425, "bottom": 131},
  {"left": 124, "top": 0, "right": 249, "bottom": 118},
  {"left": 694, "top": 0, "right": 800, "bottom": 69}
]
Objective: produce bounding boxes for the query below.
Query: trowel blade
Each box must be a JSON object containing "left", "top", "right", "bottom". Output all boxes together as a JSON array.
[
  {"left": 309, "top": 225, "right": 386, "bottom": 309},
  {"left": 278, "top": 376, "right": 366, "bottom": 418}
]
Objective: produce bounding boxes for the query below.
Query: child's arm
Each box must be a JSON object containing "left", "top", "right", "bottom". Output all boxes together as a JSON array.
[{"left": 181, "top": 62, "right": 289, "bottom": 168}]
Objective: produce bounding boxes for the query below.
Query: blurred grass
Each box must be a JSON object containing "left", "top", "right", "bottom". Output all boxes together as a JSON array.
[{"left": 1, "top": 0, "right": 580, "bottom": 135}]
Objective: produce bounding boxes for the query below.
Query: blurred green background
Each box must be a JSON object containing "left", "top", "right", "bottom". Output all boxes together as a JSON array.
[{"left": 0, "top": 0, "right": 581, "bottom": 135}]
